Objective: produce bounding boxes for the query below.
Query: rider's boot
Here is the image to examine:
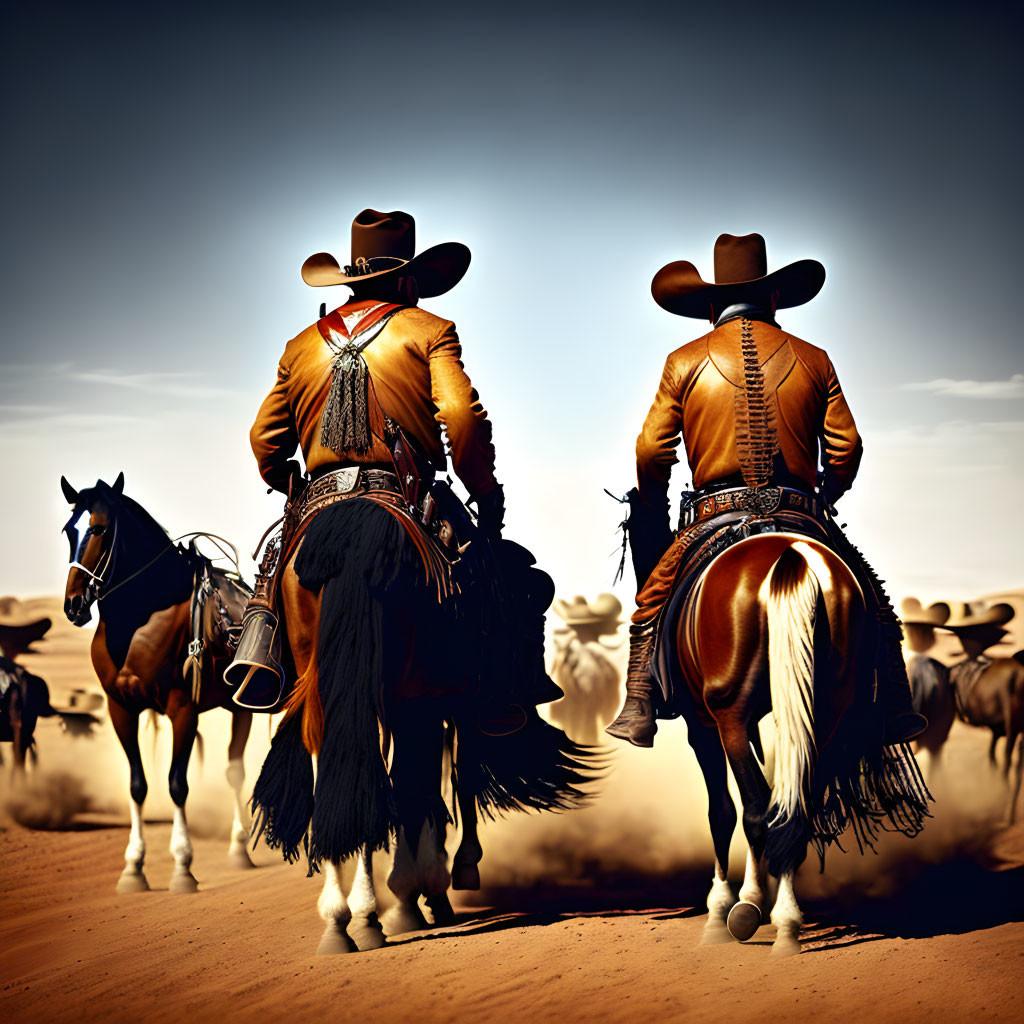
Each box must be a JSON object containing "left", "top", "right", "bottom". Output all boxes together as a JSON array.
[{"left": 605, "top": 625, "right": 657, "bottom": 748}]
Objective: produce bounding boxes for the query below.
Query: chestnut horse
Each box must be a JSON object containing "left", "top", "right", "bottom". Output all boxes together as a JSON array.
[
  {"left": 249, "top": 496, "right": 595, "bottom": 955},
  {"left": 661, "top": 532, "right": 928, "bottom": 956},
  {"left": 61, "top": 473, "right": 255, "bottom": 893}
]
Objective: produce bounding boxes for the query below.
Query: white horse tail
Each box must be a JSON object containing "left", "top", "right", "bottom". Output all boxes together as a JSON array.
[{"left": 760, "top": 544, "right": 820, "bottom": 873}]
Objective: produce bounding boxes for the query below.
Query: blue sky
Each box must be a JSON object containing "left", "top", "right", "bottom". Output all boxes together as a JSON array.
[{"left": 1, "top": 0, "right": 1021, "bottom": 604}]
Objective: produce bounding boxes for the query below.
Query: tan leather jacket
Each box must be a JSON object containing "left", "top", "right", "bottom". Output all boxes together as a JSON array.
[
  {"left": 636, "top": 318, "right": 862, "bottom": 509},
  {"left": 250, "top": 301, "right": 498, "bottom": 497}
]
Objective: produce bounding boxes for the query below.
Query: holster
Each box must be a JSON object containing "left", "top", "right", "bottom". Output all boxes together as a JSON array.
[{"left": 223, "top": 493, "right": 301, "bottom": 712}]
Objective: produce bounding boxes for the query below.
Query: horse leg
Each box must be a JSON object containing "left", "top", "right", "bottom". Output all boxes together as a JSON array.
[
  {"left": 346, "top": 845, "right": 387, "bottom": 950},
  {"left": 383, "top": 709, "right": 446, "bottom": 935},
  {"left": 988, "top": 731, "right": 1000, "bottom": 767},
  {"left": 719, "top": 718, "right": 772, "bottom": 943},
  {"left": 1008, "top": 735, "right": 1023, "bottom": 826},
  {"left": 452, "top": 784, "right": 482, "bottom": 891},
  {"left": 316, "top": 859, "right": 357, "bottom": 955},
  {"left": 109, "top": 701, "right": 150, "bottom": 894},
  {"left": 687, "top": 722, "right": 738, "bottom": 945},
  {"left": 225, "top": 710, "right": 254, "bottom": 869},
  {"left": 166, "top": 698, "right": 199, "bottom": 893},
  {"left": 382, "top": 827, "right": 429, "bottom": 935},
  {"left": 770, "top": 870, "right": 803, "bottom": 957}
]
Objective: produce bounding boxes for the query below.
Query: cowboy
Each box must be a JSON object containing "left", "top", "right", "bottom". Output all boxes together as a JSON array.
[
  {"left": 251, "top": 208, "right": 501, "bottom": 519},
  {"left": 606, "top": 232, "right": 926, "bottom": 748},
  {"left": 0, "top": 597, "right": 56, "bottom": 759},
  {"left": 239, "top": 209, "right": 535, "bottom": 720}
]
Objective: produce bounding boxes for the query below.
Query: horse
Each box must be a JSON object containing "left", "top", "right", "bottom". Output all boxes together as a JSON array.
[
  {"left": 660, "top": 532, "right": 929, "bottom": 956},
  {"left": 248, "top": 492, "right": 596, "bottom": 955},
  {"left": 60, "top": 472, "right": 256, "bottom": 893},
  {"left": 907, "top": 654, "right": 955, "bottom": 778},
  {"left": 950, "top": 649, "right": 1024, "bottom": 824},
  {"left": 0, "top": 657, "right": 58, "bottom": 776}
]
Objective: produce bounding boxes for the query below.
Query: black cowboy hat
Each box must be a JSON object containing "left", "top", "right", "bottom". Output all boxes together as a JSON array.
[
  {"left": 0, "top": 596, "right": 52, "bottom": 656},
  {"left": 300, "top": 209, "right": 471, "bottom": 299},
  {"left": 652, "top": 233, "right": 825, "bottom": 319}
]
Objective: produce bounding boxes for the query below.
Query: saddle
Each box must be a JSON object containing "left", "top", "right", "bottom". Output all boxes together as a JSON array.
[{"left": 182, "top": 551, "right": 253, "bottom": 704}]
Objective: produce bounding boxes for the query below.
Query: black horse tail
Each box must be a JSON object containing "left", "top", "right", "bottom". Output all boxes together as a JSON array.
[
  {"left": 250, "top": 711, "right": 314, "bottom": 864},
  {"left": 251, "top": 498, "right": 416, "bottom": 873},
  {"left": 455, "top": 707, "right": 602, "bottom": 820}
]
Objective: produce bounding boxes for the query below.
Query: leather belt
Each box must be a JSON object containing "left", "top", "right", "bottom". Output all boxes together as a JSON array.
[
  {"left": 684, "top": 485, "right": 819, "bottom": 526},
  {"left": 303, "top": 466, "right": 401, "bottom": 503}
]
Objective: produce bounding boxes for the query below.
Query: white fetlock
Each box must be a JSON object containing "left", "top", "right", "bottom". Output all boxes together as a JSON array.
[
  {"left": 225, "top": 759, "right": 254, "bottom": 868},
  {"left": 117, "top": 801, "right": 149, "bottom": 894},
  {"left": 169, "top": 806, "right": 197, "bottom": 893},
  {"left": 770, "top": 872, "right": 802, "bottom": 956},
  {"left": 699, "top": 863, "right": 735, "bottom": 946}
]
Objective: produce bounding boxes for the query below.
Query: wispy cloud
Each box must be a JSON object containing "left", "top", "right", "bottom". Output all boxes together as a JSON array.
[
  {"left": 901, "top": 373, "right": 1024, "bottom": 399},
  {"left": 67, "top": 369, "right": 236, "bottom": 400}
]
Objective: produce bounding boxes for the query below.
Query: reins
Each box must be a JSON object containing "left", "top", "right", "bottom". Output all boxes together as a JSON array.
[{"left": 70, "top": 524, "right": 243, "bottom": 605}]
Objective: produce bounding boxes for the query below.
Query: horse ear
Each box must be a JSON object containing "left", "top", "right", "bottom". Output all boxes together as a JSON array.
[
  {"left": 60, "top": 476, "right": 79, "bottom": 505},
  {"left": 112, "top": 472, "right": 125, "bottom": 494}
]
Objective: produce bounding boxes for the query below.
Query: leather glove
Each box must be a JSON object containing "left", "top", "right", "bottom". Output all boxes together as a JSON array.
[{"left": 474, "top": 484, "right": 505, "bottom": 536}]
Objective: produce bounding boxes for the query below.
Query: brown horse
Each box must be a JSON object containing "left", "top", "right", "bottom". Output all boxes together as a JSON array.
[
  {"left": 248, "top": 493, "right": 595, "bottom": 954},
  {"left": 61, "top": 473, "right": 255, "bottom": 893},
  {"left": 660, "top": 532, "right": 928, "bottom": 955},
  {"left": 950, "top": 646, "right": 1024, "bottom": 824}
]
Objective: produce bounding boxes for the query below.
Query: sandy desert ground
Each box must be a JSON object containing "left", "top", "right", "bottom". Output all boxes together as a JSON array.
[{"left": 2, "top": 596, "right": 1023, "bottom": 1023}]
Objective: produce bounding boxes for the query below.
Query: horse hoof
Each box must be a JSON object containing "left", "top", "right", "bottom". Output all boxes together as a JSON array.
[
  {"left": 116, "top": 871, "right": 150, "bottom": 895},
  {"left": 381, "top": 903, "right": 429, "bottom": 937},
  {"left": 727, "top": 901, "right": 762, "bottom": 942},
  {"left": 316, "top": 921, "right": 357, "bottom": 955},
  {"left": 425, "top": 893, "right": 456, "bottom": 927},
  {"left": 698, "top": 921, "right": 734, "bottom": 946},
  {"left": 451, "top": 863, "right": 481, "bottom": 891},
  {"left": 771, "top": 931, "right": 801, "bottom": 957},
  {"left": 226, "top": 847, "right": 256, "bottom": 870},
  {"left": 169, "top": 869, "right": 199, "bottom": 894},
  {"left": 349, "top": 915, "right": 387, "bottom": 951}
]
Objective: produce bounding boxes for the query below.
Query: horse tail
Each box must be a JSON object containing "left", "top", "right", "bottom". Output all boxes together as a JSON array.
[
  {"left": 762, "top": 544, "right": 819, "bottom": 876},
  {"left": 252, "top": 499, "right": 408, "bottom": 874}
]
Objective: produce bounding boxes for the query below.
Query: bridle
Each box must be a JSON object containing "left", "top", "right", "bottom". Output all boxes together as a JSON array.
[
  {"left": 65, "top": 512, "right": 174, "bottom": 607},
  {"left": 65, "top": 509, "right": 240, "bottom": 611}
]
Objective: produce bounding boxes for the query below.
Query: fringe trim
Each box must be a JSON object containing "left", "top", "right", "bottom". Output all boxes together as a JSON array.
[
  {"left": 733, "top": 317, "right": 778, "bottom": 489},
  {"left": 320, "top": 347, "right": 373, "bottom": 455}
]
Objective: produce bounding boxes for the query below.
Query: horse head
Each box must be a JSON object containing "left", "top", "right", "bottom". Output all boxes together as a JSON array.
[{"left": 60, "top": 472, "right": 124, "bottom": 626}]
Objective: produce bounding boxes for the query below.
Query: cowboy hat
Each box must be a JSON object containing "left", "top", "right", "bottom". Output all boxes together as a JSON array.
[
  {"left": 651, "top": 233, "right": 825, "bottom": 319},
  {"left": 0, "top": 596, "right": 52, "bottom": 654},
  {"left": 943, "top": 601, "right": 1015, "bottom": 631},
  {"left": 899, "top": 597, "right": 951, "bottom": 627},
  {"left": 552, "top": 593, "right": 623, "bottom": 627},
  {"left": 300, "top": 209, "right": 470, "bottom": 298}
]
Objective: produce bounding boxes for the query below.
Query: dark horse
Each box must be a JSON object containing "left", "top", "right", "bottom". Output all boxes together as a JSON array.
[
  {"left": 661, "top": 532, "right": 929, "bottom": 955},
  {"left": 0, "top": 657, "right": 57, "bottom": 775},
  {"left": 61, "top": 473, "right": 255, "bottom": 893},
  {"left": 248, "top": 495, "right": 597, "bottom": 955}
]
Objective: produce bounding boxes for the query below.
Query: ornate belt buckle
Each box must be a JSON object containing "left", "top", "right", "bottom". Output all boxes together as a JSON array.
[
  {"left": 743, "top": 486, "right": 781, "bottom": 515},
  {"left": 332, "top": 467, "right": 360, "bottom": 493}
]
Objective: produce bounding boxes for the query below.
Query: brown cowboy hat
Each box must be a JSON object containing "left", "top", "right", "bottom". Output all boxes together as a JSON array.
[
  {"left": 0, "top": 596, "right": 52, "bottom": 654},
  {"left": 943, "top": 601, "right": 1016, "bottom": 631},
  {"left": 651, "top": 233, "right": 826, "bottom": 319},
  {"left": 300, "top": 209, "right": 471, "bottom": 298},
  {"left": 899, "top": 597, "right": 951, "bottom": 627},
  {"left": 552, "top": 593, "right": 623, "bottom": 626}
]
